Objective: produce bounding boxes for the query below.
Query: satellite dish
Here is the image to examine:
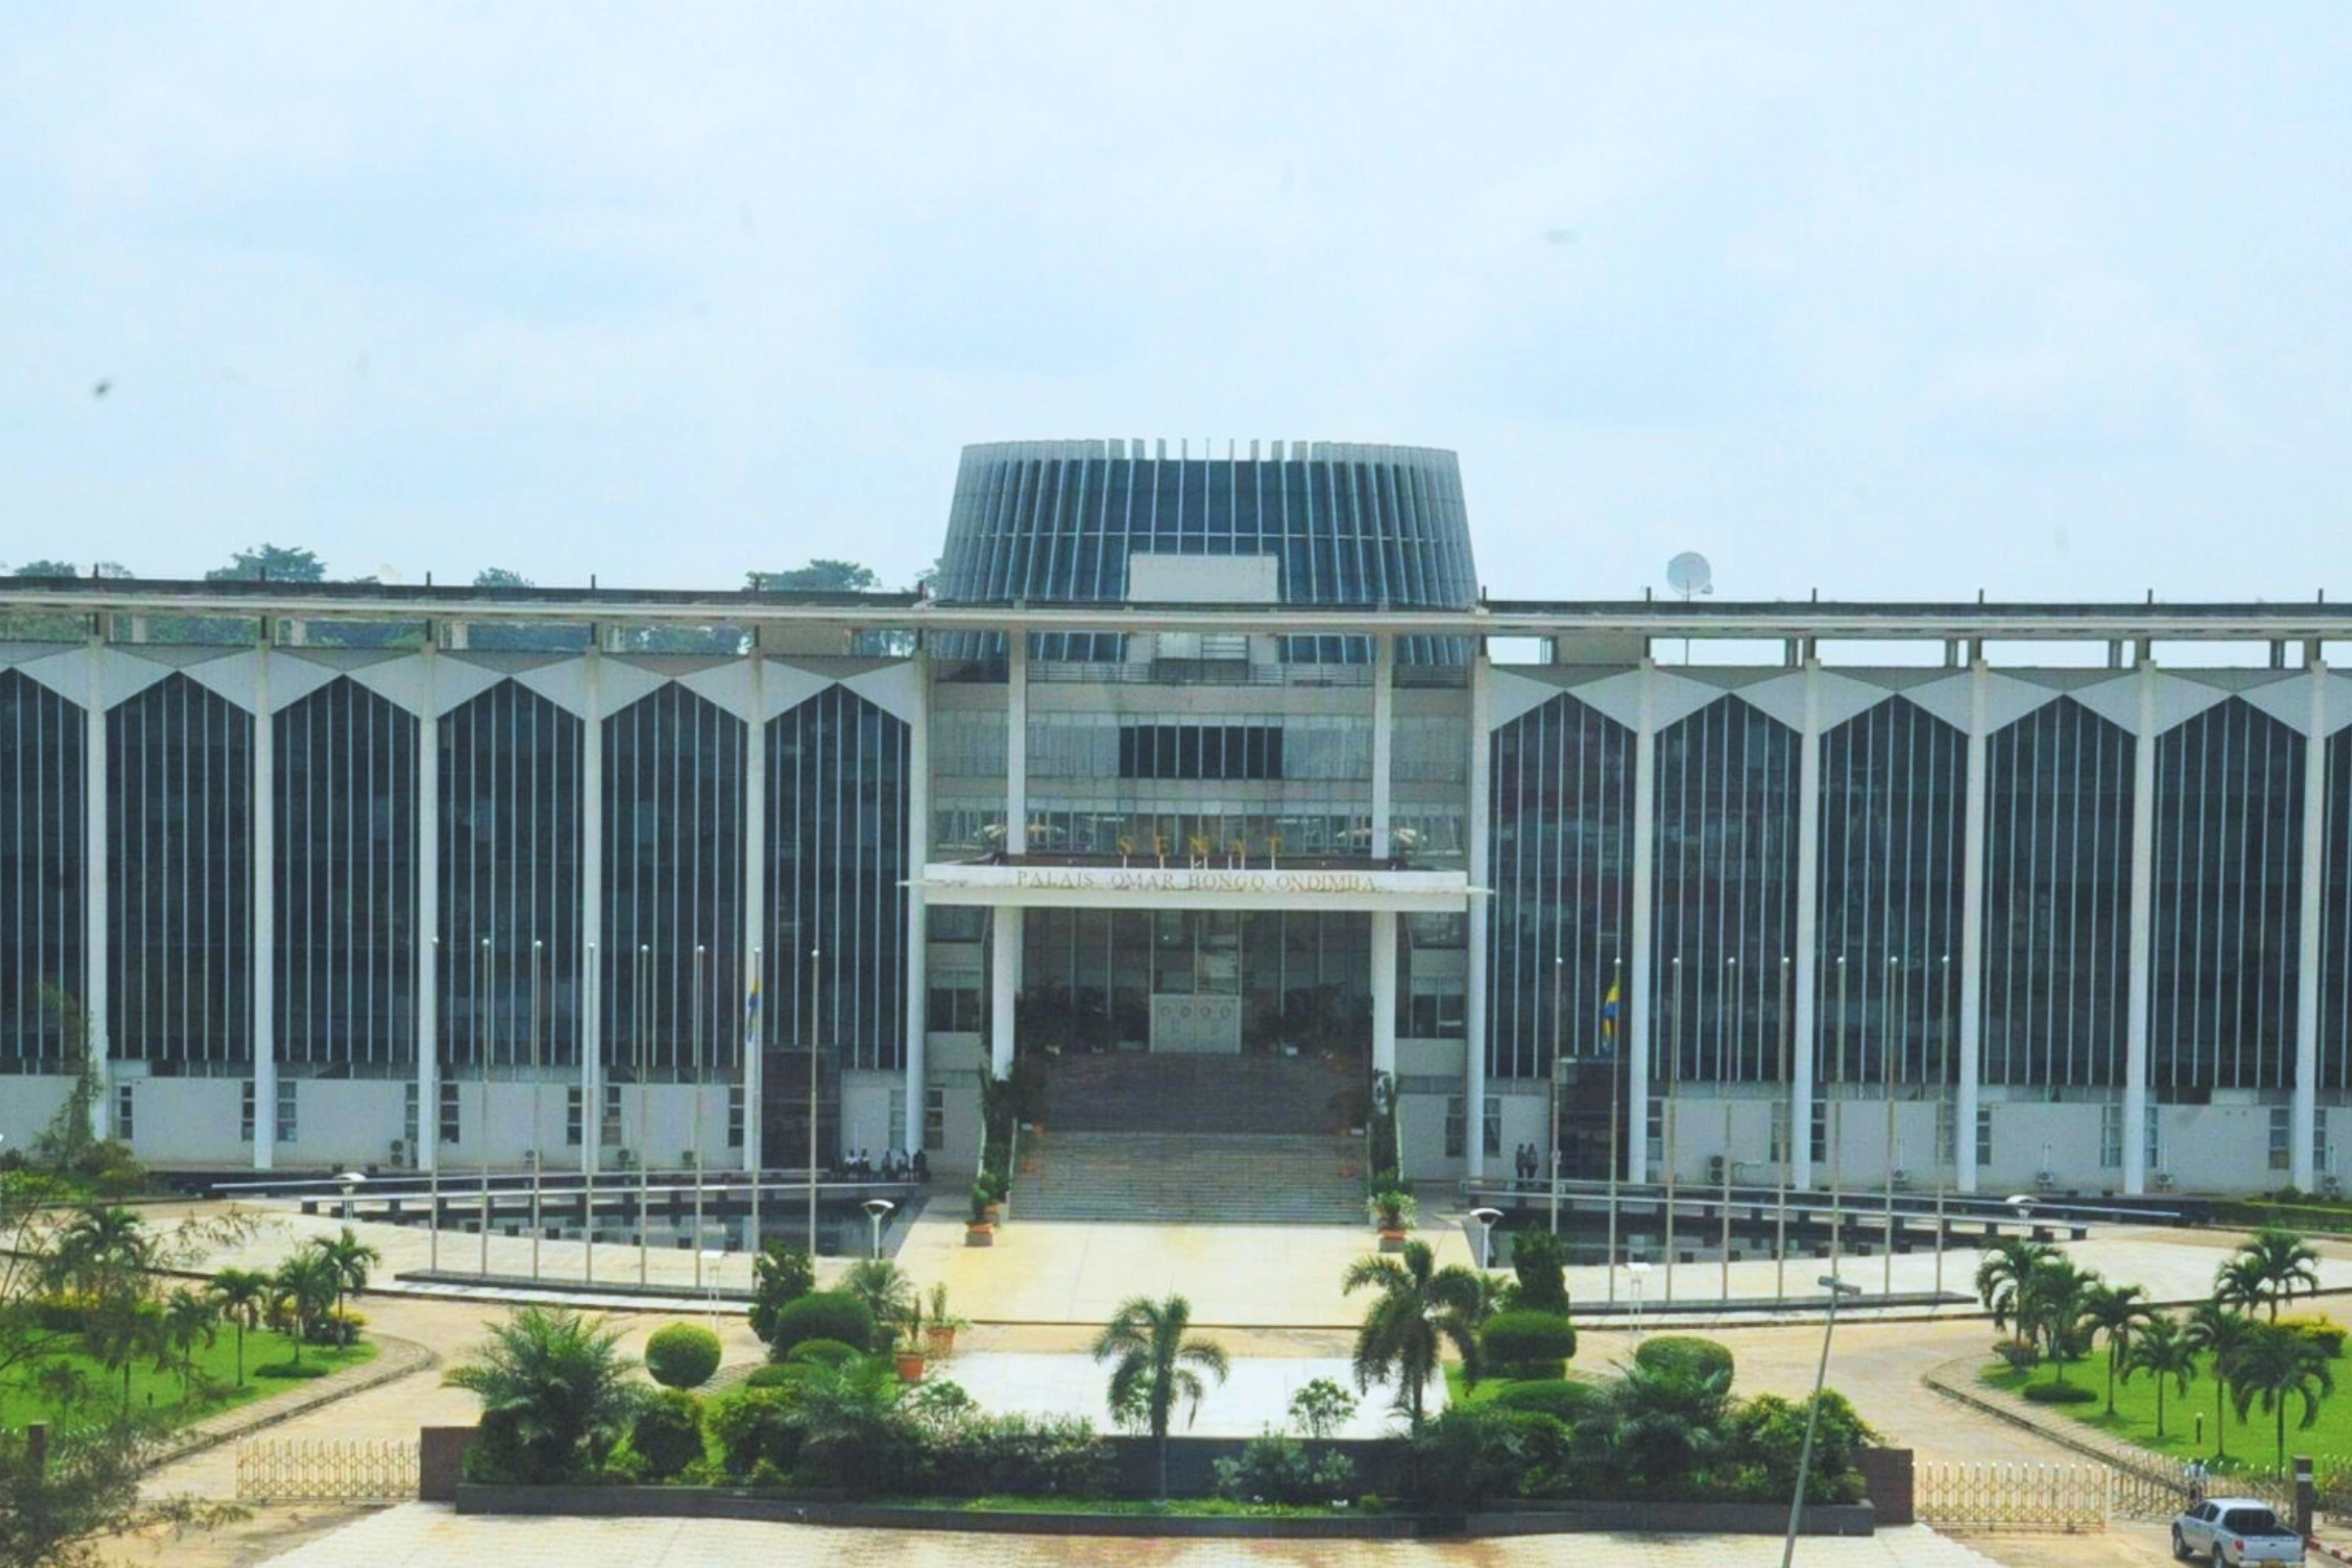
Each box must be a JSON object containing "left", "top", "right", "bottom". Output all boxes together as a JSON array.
[{"left": 1666, "top": 552, "right": 1714, "bottom": 599}]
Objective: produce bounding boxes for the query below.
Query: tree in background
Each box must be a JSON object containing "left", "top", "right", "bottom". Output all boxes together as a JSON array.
[
  {"left": 157, "top": 1288, "right": 219, "bottom": 1405},
  {"left": 2187, "top": 1298, "right": 2257, "bottom": 1463},
  {"left": 2124, "top": 1314, "right": 2198, "bottom": 1440},
  {"left": 204, "top": 545, "right": 326, "bottom": 582},
  {"left": 208, "top": 1268, "right": 271, "bottom": 1387},
  {"left": 748, "top": 560, "right": 879, "bottom": 593},
  {"left": 2079, "top": 1281, "right": 2155, "bottom": 1415},
  {"left": 2224, "top": 1320, "right": 2336, "bottom": 1474},
  {"left": 442, "top": 1305, "right": 643, "bottom": 1485},
  {"left": 2227, "top": 1229, "right": 2322, "bottom": 1323},
  {"left": 1093, "top": 1294, "right": 1229, "bottom": 1499}
]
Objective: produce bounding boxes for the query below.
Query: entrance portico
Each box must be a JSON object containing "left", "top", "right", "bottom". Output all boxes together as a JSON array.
[{"left": 915, "top": 860, "right": 1476, "bottom": 1092}]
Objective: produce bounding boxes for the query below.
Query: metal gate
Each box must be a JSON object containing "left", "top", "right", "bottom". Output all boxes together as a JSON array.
[{"left": 234, "top": 1438, "right": 419, "bottom": 1504}]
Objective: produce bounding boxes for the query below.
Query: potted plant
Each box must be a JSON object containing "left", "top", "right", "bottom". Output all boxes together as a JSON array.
[
  {"left": 924, "top": 1282, "right": 965, "bottom": 1358},
  {"left": 894, "top": 1303, "right": 927, "bottom": 1385},
  {"left": 965, "top": 1184, "right": 995, "bottom": 1248},
  {"left": 1367, "top": 1189, "right": 1417, "bottom": 1251}
]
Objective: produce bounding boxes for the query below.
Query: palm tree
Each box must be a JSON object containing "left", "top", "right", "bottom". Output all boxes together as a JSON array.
[
  {"left": 1342, "top": 1239, "right": 1485, "bottom": 1434},
  {"left": 1975, "top": 1237, "right": 2058, "bottom": 1338},
  {"left": 2229, "top": 1229, "right": 2322, "bottom": 1322},
  {"left": 2022, "top": 1257, "right": 2101, "bottom": 1385},
  {"left": 158, "top": 1287, "right": 219, "bottom": 1405},
  {"left": 49, "top": 1204, "right": 153, "bottom": 1303},
  {"left": 842, "top": 1258, "right": 916, "bottom": 1340},
  {"left": 442, "top": 1305, "right": 644, "bottom": 1485},
  {"left": 1605, "top": 1355, "right": 1733, "bottom": 1487},
  {"left": 313, "top": 1227, "right": 382, "bottom": 1331},
  {"left": 271, "top": 1251, "right": 338, "bottom": 1367},
  {"left": 1091, "top": 1294, "right": 1230, "bottom": 1499},
  {"left": 82, "top": 1295, "right": 166, "bottom": 1416},
  {"left": 2215, "top": 1253, "right": 2274, "bottom": 1319},
  {"left": 209, "top": 1267, "right": 271, "bottom": 1386},
  {"left": 2224, "top": 1320, "right": 2335, "bottom": 1474},
  {"left": 2079, "top": 1282, "right": 2155, "bottom": 1414},
  {"left": 2186, "top": 1298, "right": 2256, "bottom": 1463},
  {"left": 2124, "top": 1315, "right": 2198, "bottom": 1441}
]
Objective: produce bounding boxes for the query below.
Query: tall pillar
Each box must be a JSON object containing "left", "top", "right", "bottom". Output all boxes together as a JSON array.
[
  {"left": 580, "top": 648, "right": 604, "bottom": 1174},
  {"left": 1005, "top": 633, "right": 1027, "bottom": 852},
  {"left": 1791, "top": 662, "right": 1821, "bottom": 1188},
  {"left": 1371, "top": 635, "right": 1394, "bottom": 854},
  {"left": 83, "top": 637, "right": 108, "bottom": 1143},
  {"left": 1956, "top": 658, "right": 1988, "bottom": 1194},
  {"left": 738, "top": 653, "right": 763, "bottom": 1176},
  {"left": 2122, "top": 657, "right": 2157, "bottom": 1196},
  {"left": 253, "top": 645, "right": 276, "bottom": 1169},
  {"left": 416, "top": 645, "right": 439, "bottom": 1174},
  {"left": 1463, "top": 651, "right": 1491, "bottom": 1179},
  {"left": 2294, "top": 660, "right": 2328, "bottom": 1190},
  {"left": 989, "top": 906, "right": 1016, "bottom": 1080},
  {"left": 1370, "top": 909, "right": 1397, "bottom": 1076},
  {"left": 904, "top": 641, "right": 930, "bottom": 1152},
  {"left": 1627, "top": 661, "right": 1657, "bottom": 1183}
]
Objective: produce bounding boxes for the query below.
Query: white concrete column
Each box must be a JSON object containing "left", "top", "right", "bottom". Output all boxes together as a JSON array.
[
  {"left": 579, "top": 649, "right": 604, "bottom": 1175},
  {"left": 416, "top": 646, "right": 439, "bottom": 1174},
  {"left": 83, "top": 638, "right": 108, "bottom": 1143},
  {"left": 2294, "top": 660, "right": 2328, "bottom": 1190},
  {"left": 904, "top": 642, "right": 931, "bottom": 1146},
  {"left": 989, "top": 906, "right": 1016, "bottom": 1080},
  {"left": 742, "top": 653, "right": 764, "bottom": 1177},
  {"left": 1463, "top": 650, "right": 1491, "bottom": 1179},
  {"left": 253, "top": 645, "right": 276, "bottom": 1169},
  {"left": 1627, "top": 661, "right": 1657, "bottom": 1184},
  {"left": 1371, "top": 635, "right": 1394, "bottom": 854},
  {"left": 1005, "top": 633, "right": 1027, "bottom": 851},
  {"left": 1791, "top": 661, "right": 1822, "bottom": 1189},
  {"left": 1370, "top": 908, "right": 1397, "bottom": 1077},
  {"left": 1956, "top": 658, "right": 1989, "bottom": 1195},
  {"left": 2123, "top": 657, "right": 2157, "bottom": 1196}
]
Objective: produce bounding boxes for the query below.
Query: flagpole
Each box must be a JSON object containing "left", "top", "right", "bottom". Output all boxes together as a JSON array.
[
  {"left": 479, "top": 936, "right": 492, "bottom": 1281},
  {"left": 749, "top": 948, "right": 761, "bottom": 1258},
  {"left": 1776, "top": 954, "right": 1790, "bottom": 1306},
  {"left": 636, "top": 944, "right": 650, "bottom": 1289},
  {"left": 1665, "top": 955, "right": 1680, "bottom": 1306},
  {"left": 427, "top": 936, "right": 441, "bottom": 1275},
  {"left": 530, "top": 938, "right": 544, "bottom": 1284},
  {"left": 1722, "top": 955, "right": 1737, "bottom": 1305},
  {"left": 1607, "top": 956, "right": 1622, "bottom": 1303},
  {"left": 1548, "top": 956, "right": 1562, "bottom": 1239},
  {"left": 693, "top": 943, "right": 707, "bottom": 1293},
  {"left": 1831, "top": 954, "right": 1845, "bottom": 1277},
  {"left": 807, "top": 947, "right": 820, "bottom": 1254},
  {"left": 584, "top": 941, "right": 596, "bottom": 1286}
]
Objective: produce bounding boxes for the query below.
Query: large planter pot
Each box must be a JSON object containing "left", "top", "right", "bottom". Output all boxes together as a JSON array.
[
  {"left": 1378, "top": 1227, "right": 1408, "bottom": 1253},
  {"left": 965, "top": 1223, "right": 995, "bottom": 1248},
  {"left": 895, "top": 1350, "right": 926, "bottom": 1385},
  {"left": 982, "top": 1202, "right": 1004, "bottom": 1225},
  {"left": 925, "top": 1324, "right": 957, "bottom": 1358}
]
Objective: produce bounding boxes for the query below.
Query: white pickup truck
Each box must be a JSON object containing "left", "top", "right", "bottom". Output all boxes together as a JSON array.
[{"left": 2172, "top": 1497, "right": 2305, "bottom": 1565}]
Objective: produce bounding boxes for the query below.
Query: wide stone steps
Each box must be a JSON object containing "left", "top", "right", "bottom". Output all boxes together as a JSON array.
[
  {"left": 1046, "top": 1054, "right": 1356, "bottom": 1137},
  {"left": 1017, "top": 1131, "right": 1366, "bottom": 1225}
]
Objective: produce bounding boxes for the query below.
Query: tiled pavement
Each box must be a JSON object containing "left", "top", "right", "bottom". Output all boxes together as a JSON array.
[{"left": 256, "top": 1503, "right": 2022, "bottom": 1567}]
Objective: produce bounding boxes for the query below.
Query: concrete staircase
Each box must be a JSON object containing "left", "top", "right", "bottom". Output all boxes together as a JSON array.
[{"left": 1017, "top": 1054, "right": 1368, "bottom": 1225}]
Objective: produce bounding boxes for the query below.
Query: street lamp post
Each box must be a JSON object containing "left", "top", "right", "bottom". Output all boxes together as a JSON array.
[
  {"left": 1782, "top": 1275, "right": 1864, "bottom": 1568},
  {"left": 1885, "top": 955, "right": 1899, "bottom": 1300},
  {"left": 636, "top": 944, "right": 650, "bottom": 1288},
  {"left": 1469, "top": 1205, "right": 1503, "bottom": 1271},
  {"left": 478, "top": 936, "right": 492, "bottom": 1280},
  {"left": 427, "top": 936, "right": 440, "bottom": 1274},
  {"left": 1776, "top": 955, "right": 1790, "bottom": 1305},
  {"left": 1830, "top": 955, "right": 1845, "bottom": 1275},
  {"left": 693, "top": 944, "right": 707, "bottom": 1293},
  {"left": 807, "top": 947, "right": 821, "bottom": 1254},
  {"left": 1722, "top": 955, "right": 1736, "bottom": 1305},
  {"left": 862, "top": 1197, "right": 896, "bottom": 1260},
  {"left": 748, "top": 946, "right": 761, "bottom": 1258},
  {"left": 1936, "top": 954, "right": 1952, "bottom": 1300},
  {"left": 583, "top": 940, "right": 597, "bottom": 1285},
  {"left": 1606, "top": 956, "right": 1622, "bottom": 1300},
  {"left": 1665, "top": 956, "right": 1681, "bottom": 1304}
]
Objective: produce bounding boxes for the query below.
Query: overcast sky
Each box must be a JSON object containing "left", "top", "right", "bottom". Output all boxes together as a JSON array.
[{"left": 4, "top": 4, "right": 2349, "bottom": 605}]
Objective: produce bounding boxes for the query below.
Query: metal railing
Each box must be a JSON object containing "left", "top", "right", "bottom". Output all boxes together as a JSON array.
[
  {"left": 1028, "top": 660, "right": 1376, "bottom": 689},
  {"left": 235, "top": 1438, "right": 419, "bottom": 1504},
  {"left": 1916, "top": 1461, "right": 2115, "bottom": 1532}
]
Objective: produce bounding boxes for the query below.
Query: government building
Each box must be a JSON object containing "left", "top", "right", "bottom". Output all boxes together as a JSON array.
[{"left": 0, "top": 438, "right": 2344, "bottom": 1204}]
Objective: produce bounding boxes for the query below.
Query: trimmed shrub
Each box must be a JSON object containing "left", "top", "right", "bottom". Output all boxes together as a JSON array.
[
  {"left": 254, "top": 1360, "right": 329, "bottom": 1380},
  {"left": 645, "top": 1323, "right": 723, "bottom": 1390},
  {"left": 1991, "top": 1336, "right": 2041, "bottom": 1371},
  {"left": 763, "top": 1292, "right": 876, "bottom": 1361},
  {"left": 630, "top": 1389, "right": 707, "bottom": 1481},
  {"left": 1212, "top": 1431, "right": 1355, "bottom": 1505},
  {"left": 1480, "top": 1310, "right": 1578, "bottom": 1380},
  {"left": 927, "top": 1413, "right": 1107, "bottom": 1497},
  {"left": 706, "top": 1388, "right": 802, "bottom": 1477},
  {"left": 742, "top": 1364, "right": 808, "bottom": 1392},
  {"left": 2279, "top": 1313, "right": 2348, "bottom": 1357},
  {"left": 1402, "top": 1406, "right": 1571, "bottom": 1510},
  {"left": 1506, "top": 1230, "right": 1569, "bottom": 1314},
  {"left": 1634, "top": 1334, "right": 1734, "bottom": 1388},
  {"left": 1722, "top": 1391, "right": 1875, "bottom": 1505},
  {"left": 1488, "top": 1377, "right": 1603, "bottom": 1425},
  {"left": 748, "top": 1243, "right": 817, "bottom": 1351},
  {"left": 784, "top": 1337, "right": 862, "bottom": 1369},
  {"left": 2022, "top": 1380, "right": 2098, "bottom": 1404}
]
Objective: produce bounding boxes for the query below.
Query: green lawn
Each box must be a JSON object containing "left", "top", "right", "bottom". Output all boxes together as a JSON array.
[
  {"left": 1982, "top": 1349, "right": 2352, "bottom": 1475},
  {"left": 0, "top": 1328, "right": 376, "bottom": 1431}
]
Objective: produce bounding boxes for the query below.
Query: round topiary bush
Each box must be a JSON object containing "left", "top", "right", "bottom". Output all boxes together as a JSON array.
[
  {"left": 1479, "top": 1310, "right": 1578, "bottom": 1380},
  {"left": 765, "top": 1291, "right": 877, "bottom": 1360},
  {"left": 743, "top": 1363, "right": 808, "bottom": 1391},
  {"left": 645, "top": 1322, "right": 723, "bottom": 1389},
  {"left": 630, "top": 1388, "right": 707, "bottom": 1481},
  {"left": 1487, "top": 1377, "right": 1602, "bottom": 1424},
  {"left": 2022, "top": 1380, "right": 2099, "bottom": 1404},
  {"left": 1633, "top": 1334, "right": 1735, "bottom": 1388},
  {"left": 784, "top": 1337, "right": 862, "bottom": 1368}
]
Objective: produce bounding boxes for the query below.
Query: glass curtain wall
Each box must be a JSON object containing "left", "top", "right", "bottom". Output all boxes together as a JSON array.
[
  {"left": 1653, "top": 696, "right": 1799, "bottom": 1086},
  {"left": 0, "top": 670, "right": 83, "bottom": 1069},
  {"left": 108, "top": 672, "right": 252, "bottom": 1066},
  {"left": 1488, "top": 693, "right": 1636, "bottom": 1080},
  {"left": 1981, "top": 697, "right": 2133, "bottom": 1088},
  {"left": 606, "top": 684, "right": 743, "bottom": 1078},
  {"left": 762, "top": 686, "right": 908, "bottom": 1071},
  {"left": 1818, "top": 698, "right": 1966, "bottom": 1089},
  {"left": 275, "top": 678, "right": 417, "bottom": 1070},
  {"left": 2321, "top": 725, "right": 2352, "bottom": 1091},
  {"left": 439, "top": 681, "right": 582, "bottom": 1070},
  {"left": 2151, "top": 697, "right": 2304, "bottom": 1093},
  {"left": 1015, "top": 908, "right": 1369, "bottom": 1056}
]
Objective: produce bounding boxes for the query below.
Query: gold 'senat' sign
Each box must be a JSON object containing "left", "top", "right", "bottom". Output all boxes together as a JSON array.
[{"left": 1009, "top": 869, "right": 1383, "bottom": 896}]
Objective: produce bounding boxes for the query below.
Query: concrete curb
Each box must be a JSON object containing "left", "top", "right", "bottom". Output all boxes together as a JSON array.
[
  {"left": 146, "top": 1331, "right": 440, "bottom": 1473},
  {"left": 1920, "top": 1354, "right": 2187, "bottom": 1488}
]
